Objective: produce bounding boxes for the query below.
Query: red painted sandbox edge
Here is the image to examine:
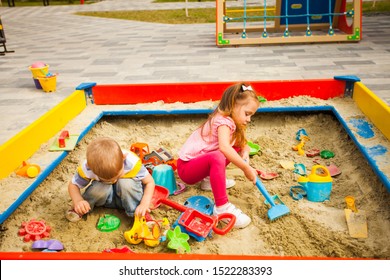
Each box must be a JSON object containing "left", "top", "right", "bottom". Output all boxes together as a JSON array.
[{"left": 92, "top": 79, "right": 346, "bottom": 105}]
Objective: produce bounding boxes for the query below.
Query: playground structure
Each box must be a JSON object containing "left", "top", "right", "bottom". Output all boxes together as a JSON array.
[
  {"left": 216, "top": 0, "right": 362, "bottom": 46},
  {"left": 0, "top": 76, "right": 389, "bottom": 260},
  {"left": 0, "top": 16, "right": 14, "bottom": 56}
]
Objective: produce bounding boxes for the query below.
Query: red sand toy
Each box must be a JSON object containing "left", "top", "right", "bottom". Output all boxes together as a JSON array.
[
  {"left": 306, "top": 148, "right": 321, "bottom": 157},
  {"left": 103, "top": 246, "right": 135, "bottom": 254},
  {"left": 18, "top": 219, "right": 51, "bottom": 242},
  {"left": 150, "top": 185, "right": 235, "bottom": 239}
]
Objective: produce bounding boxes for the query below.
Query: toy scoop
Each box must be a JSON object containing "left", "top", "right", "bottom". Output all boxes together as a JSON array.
[{"left": 344, "top": 196, "right": 368, "bottom": 238}]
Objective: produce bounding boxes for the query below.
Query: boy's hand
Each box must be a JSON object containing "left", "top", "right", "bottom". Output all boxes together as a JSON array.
[
  {"left": 135, "top": 203, "right": 151, "bottom": 218},
  {"left": 74, "top": 200, "right": 91, "bottom": 216},
  {"left": 136, "top": 172, "right": 155, "bottom": 217},
  {"left": 68, "top": 182, "right": 90, "bottom": 215}
]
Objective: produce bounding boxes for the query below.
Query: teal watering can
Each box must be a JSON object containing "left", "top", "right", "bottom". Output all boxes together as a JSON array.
[{"left": 298, "top": 165, "right": 333, "bottom": 202}]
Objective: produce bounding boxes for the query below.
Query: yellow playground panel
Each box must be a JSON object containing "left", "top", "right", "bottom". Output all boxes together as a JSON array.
[{"left": 216, "top": 0, "right": 362, "bottom": 46}]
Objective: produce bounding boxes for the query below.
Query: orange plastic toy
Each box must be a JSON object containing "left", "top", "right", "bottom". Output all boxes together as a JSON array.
[
  {"left": 15, "top": 161, "right": 41, "bottom": 178},
  {"left": 130, "top": 142, "right": 177, "bottom": 172}
]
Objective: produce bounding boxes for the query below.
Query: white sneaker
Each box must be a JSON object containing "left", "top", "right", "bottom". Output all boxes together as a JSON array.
[
  {"left": 214, "top": 202, "right": 251, "bottom": 228},
  {"left": 200, "top": 176, "right": 236, "bottom": 191}
]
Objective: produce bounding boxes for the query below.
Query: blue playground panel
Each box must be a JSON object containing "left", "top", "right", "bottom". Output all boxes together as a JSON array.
[{"left": 280, "top": 0, "right": 337, "bottom": 25}]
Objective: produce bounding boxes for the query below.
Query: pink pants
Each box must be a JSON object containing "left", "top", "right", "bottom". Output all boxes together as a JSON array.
[{"left": 177, "top": 150, "right": 231, "bottom": 206}]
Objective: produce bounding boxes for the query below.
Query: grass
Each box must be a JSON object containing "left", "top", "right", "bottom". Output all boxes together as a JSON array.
[
  {"left": 74, "top": 1, "right": 390, "bottom": 24},
  {"left": 7, "top": 1, "right": 390, "bottom": 23},
  {"left": 153, "top": 0, "right": 214, "bottom": 2},
  {"left": 6, "top": 0, "right": 98, "bottom": 6},
  {"left": 76, "top": 9, "right": 217, "bottom": 24},
  {"left": 4, "top": 0, "right": 212, "bottom": 6}
]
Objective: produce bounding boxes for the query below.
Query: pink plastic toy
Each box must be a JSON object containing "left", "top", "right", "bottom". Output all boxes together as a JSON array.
[
  {"left": 256, "top": 169, "right": 279, "bottom": 180},
  {"left": 30, "top": 61, "right": 46, "bottom": 68}
]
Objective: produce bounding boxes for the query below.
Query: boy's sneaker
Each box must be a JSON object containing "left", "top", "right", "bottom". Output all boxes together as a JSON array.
[
  {"left": 200, "top": 176, "right": 236, "bottom": 191},
  {"left": 65, "top": 209, "right": 82, "bottom": 222},
  {"left": 213, "top": 202, "right": 251, "bottom": 228}
]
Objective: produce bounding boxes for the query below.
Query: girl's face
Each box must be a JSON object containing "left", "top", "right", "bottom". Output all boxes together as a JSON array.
[{"left": 233, "top": 98, "right": 258, "bottom": 126}]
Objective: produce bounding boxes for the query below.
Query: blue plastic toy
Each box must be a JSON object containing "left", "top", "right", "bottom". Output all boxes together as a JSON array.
[{"left": 173, "top": 195, "right": 214, "bottom": 242}]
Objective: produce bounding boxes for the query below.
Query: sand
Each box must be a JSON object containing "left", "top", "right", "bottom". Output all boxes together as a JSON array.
[{"left": 0, "top": 96, "right": 389, "bottom": 259}]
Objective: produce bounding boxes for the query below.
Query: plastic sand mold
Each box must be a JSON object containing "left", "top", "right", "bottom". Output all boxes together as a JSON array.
[
  {"left": 49, "top": 131, "right": 79, "bottom": 151},
  {"left": 280, "top": 160, "right": 295, "bottom": 170},
  {"left": 167, "top": 225, "right": 191, "bottom": 253},
  {"left": 97, "top": 214, "right": 121, "bottom": 232},
  {"left": 248, "top": 141, "right": 261, "bottom": 156},
  {"left": 32, "top": 239, "right": 64, "bottom": 251},
  {"left": 320, "top": 150, "right": 335, "bottom": 159},
  {"left": 256, "top": 169, "right": 279, "bottom": 180}
]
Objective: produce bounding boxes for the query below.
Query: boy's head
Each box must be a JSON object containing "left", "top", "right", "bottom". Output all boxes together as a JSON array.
[{"left": 86, "top": 137, "right": 124, "bottom": 183}]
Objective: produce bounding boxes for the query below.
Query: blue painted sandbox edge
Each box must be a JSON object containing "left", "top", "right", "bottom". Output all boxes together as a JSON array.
[
  {"left": 330, "top": 107, "right": 390, "bottom": 192},
  {"left": 1, "top": 105, "right": 388, "bottom": 224},
  {"left": 0, "top": 111, "right": 104, "bottom": 225},
  {"left": 0, "top": 153, "right": 67, "bottom": 224}
]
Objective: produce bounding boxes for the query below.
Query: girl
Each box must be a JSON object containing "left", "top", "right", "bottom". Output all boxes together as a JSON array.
[{"left": 177, "top": 83, "right": 260, "bottom": 228}]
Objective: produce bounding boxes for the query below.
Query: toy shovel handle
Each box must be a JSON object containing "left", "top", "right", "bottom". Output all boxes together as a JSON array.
[
  {"left": 212, "top": 213, "right": 236, "bottom": 235},
  {"left": 161, "top": 198, "right": 187, "bottom": 212},
  {"left": 256, "top": 177, "right": 276, "bottom": 207}
]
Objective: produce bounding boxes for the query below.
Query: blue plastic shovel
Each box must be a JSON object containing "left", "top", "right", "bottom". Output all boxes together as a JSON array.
[{"left": 256, "top": 177, "right": 290, "bottom": 221}]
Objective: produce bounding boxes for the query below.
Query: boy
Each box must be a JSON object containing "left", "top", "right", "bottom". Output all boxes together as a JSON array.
[{"left": 66, "top": 137, "right": 155, "bottom": 222}]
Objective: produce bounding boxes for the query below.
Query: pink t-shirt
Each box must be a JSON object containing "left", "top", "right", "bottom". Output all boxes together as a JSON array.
[{"left": 178, "top": 113, "right": 236, "bottom": 161}]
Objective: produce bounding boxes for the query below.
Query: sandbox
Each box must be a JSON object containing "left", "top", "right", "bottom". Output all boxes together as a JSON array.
[{"left": 0, "top": 77, "right": 389, "bottom": 260}]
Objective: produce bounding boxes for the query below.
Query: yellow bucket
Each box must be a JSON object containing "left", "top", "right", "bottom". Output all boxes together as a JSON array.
[
  {"left": 37, "top": 75, "right": 57, "bottom": 92},
  {"left": 29, "top": 64, "right": 49, "bottom": 78}
]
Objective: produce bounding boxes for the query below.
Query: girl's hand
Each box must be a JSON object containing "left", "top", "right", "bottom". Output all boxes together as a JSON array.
[{"left": 244, "top": 166, "right": 257, "bottom": 184}]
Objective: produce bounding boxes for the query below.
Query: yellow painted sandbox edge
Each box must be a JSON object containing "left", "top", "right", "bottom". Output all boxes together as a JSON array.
[
  {"left": 0, "top": 90, "right": 86, "bottom": 179},
  {"left": 353, "top": 82, "right": 390, "bottom": 141}
]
